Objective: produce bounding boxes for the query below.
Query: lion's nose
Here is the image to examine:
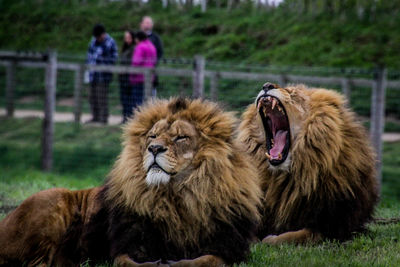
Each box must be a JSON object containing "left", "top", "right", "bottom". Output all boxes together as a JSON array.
[
  {"left": 263, "top": 82, "right": 276, "bottom": 92},
  {"left": 148, "top": 145, "right": 167, "bottom": 156}
]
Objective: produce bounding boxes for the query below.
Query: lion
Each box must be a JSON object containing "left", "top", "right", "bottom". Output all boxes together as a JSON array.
[
  {"left": 237, "top": 82, "right": 379, "bottom": 245},
  {"left": 0, "top": 98, "right": 262, "bottom": 267},
  {"left": 0, "top": 187, "right": 102, "bottom": 266}
]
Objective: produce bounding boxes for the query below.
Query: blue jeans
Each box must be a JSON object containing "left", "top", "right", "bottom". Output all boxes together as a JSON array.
[{"left": 120, "top": 83, "right": 143, "bottom": 122}]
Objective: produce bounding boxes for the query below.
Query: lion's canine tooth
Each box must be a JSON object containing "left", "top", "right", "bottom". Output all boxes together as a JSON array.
[
  {"left": 265, "top": 152, "right": 271, "bottom": 160},
  {"left": 267, "top": 96, "right": 271, "bottom": 101},
  {"left": 257, "top": 101, "right": 262, "bottom": 110},
  {"left": 272, "top": 99, "right": 277, "bottom": 110},
  {"left": 271, "top": 139, "right": 274, "bottom": 146},
  {"left": 278, "top": 153, "right": 282, "bottom": 160},
  {"left": 263, "top": 106, "right": 268, "bottom": 116}
]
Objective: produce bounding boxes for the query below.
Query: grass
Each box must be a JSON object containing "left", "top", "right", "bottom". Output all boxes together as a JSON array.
[
  {"left": 0, "top": 117, "right": 121, "bottom": 213},
  {"left": 0, "top": 116, "right": 399, "bottom": 266},
  {"left": 244, "top": 223, "right": 400, "bottom": 266},
  {"left": 1, "top": 1, "right": 400, "bottom": 265},
  {"left": 1, "top": 0, "right": 400, "bottom": 69}
]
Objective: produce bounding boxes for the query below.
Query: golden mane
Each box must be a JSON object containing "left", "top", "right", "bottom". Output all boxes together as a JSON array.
[
  {"left": 238, "top": 84, "right": 378, "bottom": 238},
  {"left": 106, "top": 98, "right": 261, "bottom": 246}
]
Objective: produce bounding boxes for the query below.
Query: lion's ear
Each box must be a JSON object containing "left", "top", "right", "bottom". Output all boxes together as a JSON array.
[
  {"left": 168, "top": 97, "right": 189, "bottom": 113},
  {"left": 285, "top": 86, "right": 296, "bottom": 95}
]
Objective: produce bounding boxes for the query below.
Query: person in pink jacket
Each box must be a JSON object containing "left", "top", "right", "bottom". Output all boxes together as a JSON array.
[{"left": 128, "top": 31, "right": 157, "bottom": 118}]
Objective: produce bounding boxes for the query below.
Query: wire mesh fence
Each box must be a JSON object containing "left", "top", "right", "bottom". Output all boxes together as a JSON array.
[{"left": 0, "top": 51, "right": 400, "bottom": 179}]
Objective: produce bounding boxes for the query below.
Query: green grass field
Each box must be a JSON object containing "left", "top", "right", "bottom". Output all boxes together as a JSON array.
[
  {"left": 1, "top": 0, "right": 400, "bottom": 69},
  {"left": 0, "top": 117, "right": 399, "bottom": 266}
]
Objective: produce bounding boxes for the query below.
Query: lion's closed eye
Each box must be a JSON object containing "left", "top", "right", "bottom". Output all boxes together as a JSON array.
[{"left": 175, "top": 135, "right": 189, "bottom": 142}]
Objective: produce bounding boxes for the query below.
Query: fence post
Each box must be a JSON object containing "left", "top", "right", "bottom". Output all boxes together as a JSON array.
[
  {"left": 278, "top": 74, "right": 287, "bottom": 87},
  {"left": 370, "top": 66, "right": 387, "bottom": 185},
  {"left": 210, "top": 72, "right": 219, "bottom": 101},
  {"left": 201, "top": 0, "right": 207, "bottom": 12},
  {"left": 41, "top": 50, "right": 57, "bottom": 172},
  {"left": 73, "top": 64, "right": 84, "bottom": 124},
  {"left": 192, "top": 55, "right": 205, "bottom": 98},
  {"left": 341, "top": 78, "right": 351, "bottom": 105},
  {"left": 5, "top": 60, "right": 16, "bottom": 117},
  {"left": 144, "top": 68, "right": 153, "bottom": 101}
]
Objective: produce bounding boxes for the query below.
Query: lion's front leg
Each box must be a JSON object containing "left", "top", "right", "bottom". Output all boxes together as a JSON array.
[
  {"left": 114, "top": 254, "right": 168, "bottom": 267},
  {"left": 168, "top": 255, "right": 225, "bottom": 267},
  {"left": 262, "top": 228, "right": 322, "bottom": 245}
]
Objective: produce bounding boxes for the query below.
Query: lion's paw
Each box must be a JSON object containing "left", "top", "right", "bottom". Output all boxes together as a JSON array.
[{"left": 262, "top": 235, "right": 278, "bottom": 245}]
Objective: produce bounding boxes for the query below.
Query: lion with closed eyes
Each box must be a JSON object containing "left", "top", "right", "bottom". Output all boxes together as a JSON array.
[
  {"left": 0, "top": 97, "right": 262, "bottom": 267},
  {"left": 103, "top": 97, "right": 262, "bottom": 266}
]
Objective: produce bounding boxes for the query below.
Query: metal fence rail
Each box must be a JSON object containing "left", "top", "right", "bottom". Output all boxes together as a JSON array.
[{"left": 1, "top": 50, "right": 399, "bottom": 184}]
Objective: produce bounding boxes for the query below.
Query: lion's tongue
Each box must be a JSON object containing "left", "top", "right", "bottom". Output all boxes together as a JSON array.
[{"left": 270, "top": 130, "right": 287, "bottom": 159}]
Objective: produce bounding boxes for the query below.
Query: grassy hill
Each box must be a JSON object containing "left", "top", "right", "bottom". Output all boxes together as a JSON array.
[{"left": 1, "top": 0, "right": 399, "bottom": 68}]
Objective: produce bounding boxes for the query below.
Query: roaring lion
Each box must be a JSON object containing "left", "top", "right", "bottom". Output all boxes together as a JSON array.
[
  {"left": 237, "top": 82, "right": 379, "bottom": 244},
  {"left": 0, "top": 98, "right": 262, "bottom": 266}
]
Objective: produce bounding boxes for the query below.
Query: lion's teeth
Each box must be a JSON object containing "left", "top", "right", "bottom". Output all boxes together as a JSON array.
[
  {"left": 278, "top": 153, "right": 282, "bottom": 160},
  {"left": 264, "top": 106, "right": 268, "bottom": 116},
  {"left": 272, "top": 99, "right": 277, "bottom": 110},
  {"left": 257, "top": 101, "right": 261, "bottom": 110},
  {"left": 267, "top": 96, "right": 271, "bottom": 101},
  {"left": 271, "top": 139, "right": 274, "bottom": 146},
  {"left": 265, "top": 152, "right": 271, "bottom": 160}
]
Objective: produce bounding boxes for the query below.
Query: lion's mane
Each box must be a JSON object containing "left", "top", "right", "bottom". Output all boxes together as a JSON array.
[
  {"left": 0, "top": 98, "right": 261, "bottom": 266},
  {"left": 99, "top": 98, "right": 262, "bottom": 263},
  {"left": 238, "top": 85, "right": 379, "bottom": 240}
]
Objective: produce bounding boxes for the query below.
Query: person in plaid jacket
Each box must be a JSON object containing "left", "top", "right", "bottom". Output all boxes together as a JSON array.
[{"left": 86, "top": 24, "right": 118, "bottom": 124}]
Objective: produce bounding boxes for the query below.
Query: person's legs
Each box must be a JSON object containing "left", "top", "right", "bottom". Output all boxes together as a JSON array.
[
  {"left": 89, "top": 82, "right": 99, "bottom": 121},
  {"left": 125, "top": 84, "right": 135, "bottom": 121},
  {"left": 132, "top": 83, "right": 144, "bottom": 108},
  {"left": 120, "top": 75, "right": 131, "bottom": 123},
  {"left": 120, "top": 85, "right": 128, "bottom": 122},
  {"left": 152, "top": 75, "right": 159, "bottom": 97},
  {"left": 98, "top": 82, "right": 109, "bottom": 124}
]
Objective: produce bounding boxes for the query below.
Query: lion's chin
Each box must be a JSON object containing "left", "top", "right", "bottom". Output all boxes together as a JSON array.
[{"left": 146, "top": 168, "right": 171, "bottom": 186}]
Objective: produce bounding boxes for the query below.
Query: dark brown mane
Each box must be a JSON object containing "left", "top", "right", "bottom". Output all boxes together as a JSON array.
[{"left": 168, "top": 97, "right": 189, "bottom": 113}]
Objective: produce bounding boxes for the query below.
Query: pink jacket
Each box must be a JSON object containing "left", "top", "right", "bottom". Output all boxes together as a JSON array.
[{"left": 130, "top": 39, "right": 157, "bottom": 84}]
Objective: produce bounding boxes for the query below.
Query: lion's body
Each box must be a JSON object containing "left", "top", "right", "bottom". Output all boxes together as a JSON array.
[
  {"left": 101, "top": 98, "right": 261, "bottom": 265},
  {"left": 238, "top": 85, "right": 379, "bottom": 241},
  {"left": 0, "top": 98, "right": 261, "bottom": 266},
  {"left": 0, "top": 187, "right": 105, "bottom": 266}
]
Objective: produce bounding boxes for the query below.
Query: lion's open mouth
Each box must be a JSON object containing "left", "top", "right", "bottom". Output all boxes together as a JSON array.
[{"left": 257, "top": 95, "right": 290, "bottom": 166}]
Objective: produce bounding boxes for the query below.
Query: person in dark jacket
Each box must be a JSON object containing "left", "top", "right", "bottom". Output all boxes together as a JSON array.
[
  {"left": 140, "top": 16, "right": 163, "bottom": 63},
  {"left": 140, "top": 16, "right": 163, "bottom": 96},
  {"left": 86, "top": 24, "right": 118, "bottom": 124},
  {"left": 119, "top": 30, "right": 135, "bottom": 123}
]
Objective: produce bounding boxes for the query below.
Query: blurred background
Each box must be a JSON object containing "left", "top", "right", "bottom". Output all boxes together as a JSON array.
[{"left": 0, "top": 0, "right": 399, "bottom": 213}]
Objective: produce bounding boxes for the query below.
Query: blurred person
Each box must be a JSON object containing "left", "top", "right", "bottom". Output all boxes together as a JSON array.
[
  {"left": 140, "top": 16, "right": 163, "bottom": 96},
  {"left": 119, "top": 30, "right": 135, "bottom": 123},
  {"left": 86, "top": 23, "right": 118, "bottom": 124},
  {"left": 140, "top": 16, "right": 163, "bottom": 62},
  {"left": 129, "top": 31, "right": 157, "bottom": 110}
]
